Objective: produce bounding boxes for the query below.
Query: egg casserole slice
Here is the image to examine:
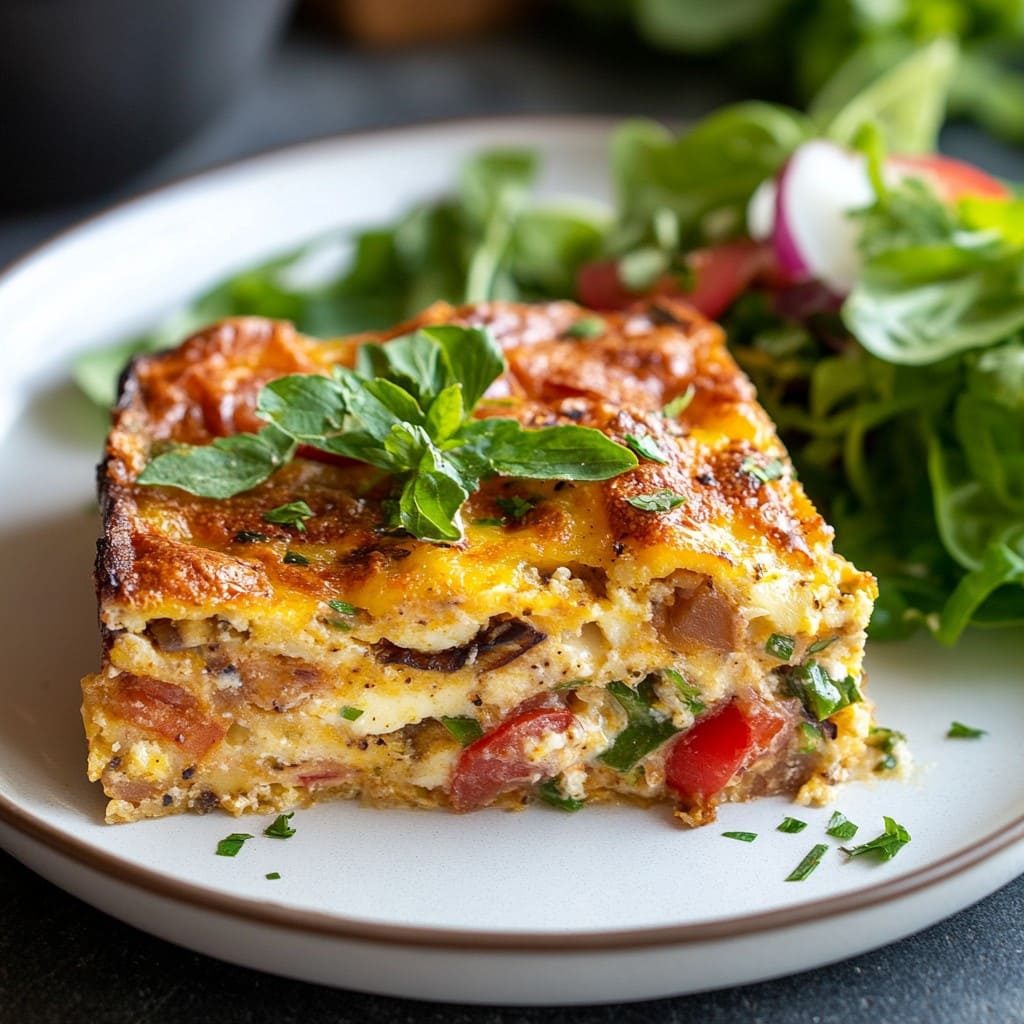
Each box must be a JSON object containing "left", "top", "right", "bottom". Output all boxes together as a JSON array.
[{"left": 82, "top": 299, "right": 878, "bottom": 824}]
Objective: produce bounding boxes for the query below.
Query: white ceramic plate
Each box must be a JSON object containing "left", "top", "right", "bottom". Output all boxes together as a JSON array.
[{"left": 1, "top": 118, "right": 1022, "bottom": 1006}]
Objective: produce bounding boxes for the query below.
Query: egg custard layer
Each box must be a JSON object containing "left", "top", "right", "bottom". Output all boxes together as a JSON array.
[{"left": 82, "top": 300, "right": 878, "bottom": 824}]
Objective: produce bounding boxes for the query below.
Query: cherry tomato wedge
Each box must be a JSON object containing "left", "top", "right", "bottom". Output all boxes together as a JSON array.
[
  {"left": 449, "top": 701, "right": 575, "bottom": 811},
  {"left": 681, "top": 239, "right": 778, "bottom": 320},
  {"left": 665, "top": 701, "right": 784, "bottom": 803},
  {"left": 888, "top": 154, "right": 1011, "bottom": 203},
  {"left": 576, "top": 240, "right": 776, "bottom": 319},
  {"left": 576, "top": 258, "right": 636, "bottom": 311}
]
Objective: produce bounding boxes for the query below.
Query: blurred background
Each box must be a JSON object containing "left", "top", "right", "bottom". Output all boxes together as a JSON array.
[{"left": 4, "top": 0, "right": 1024, "bottom": 257}]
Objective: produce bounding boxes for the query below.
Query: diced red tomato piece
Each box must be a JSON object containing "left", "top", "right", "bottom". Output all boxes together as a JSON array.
[
  {"left": 449, "top": 698, "right": 575, "bottom": 811},
  {"left": 888, "top": 154, "right": 1011, "bottom": 203},
  {"left": 665, "top": 700, "right": 784, "bottom": 803}
]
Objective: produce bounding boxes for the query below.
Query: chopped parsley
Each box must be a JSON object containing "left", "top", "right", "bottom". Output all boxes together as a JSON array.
[
  {"left": 216, "top": 833, "right": 254, "bottom": 857},
  {"left": 786, "top": 661, "right": 862, "bottom": 721},
  {"left": 807, "top": 635, "right": 837, "bottom": 654},
  {"left": 234, "top": 530, "right": 270, "bottom": 544},
  {"left": 722, "top": 831, "right": 757, "bottom": 842},
  {"left": 565, "top": 316, "right": 606, "bottom": 340},
  {"left": 842, "top": 816, "right": 911, "bottom": 861},
  {"left": 662, "top": 385, "right": 695, "bottom": 418},
  {"left": 624, "top": 433, "right": 669, "bottom": 464},
  {"left": 868, "top": 726, "right": 906, "bottom": 772},
  {"left": 283, "top": 550, "right": 309, "bottom": 565},
  {"left": 765, "top": 633, "right": 795, "bottom": 660},
  {"left": 661, "top": 667, "right": 705, "bottom": 714},
  {"left": 626, "top": 489, "right": 687, "bottom": 512},
  {"left": 777, "top": 817, "right": 808, "bottom": 834},
  {"left": 266, "top": 872, "right": 282, "bottom": 880},
  {"left": 495, "top": 495, "right": 537, "bottom": 521},
  {"left": 537, "top": 778, "right": 585, "bottom": 811},
  {"left": 328, "top": 599, "right": 360, "bottom": 616},
  {"left": 741, "top": 456, "right": 785, "bottom": 484},
  {"left": 263, "top": 500, "right": 314, "bottom": 531},
  {"left": 599, "top": 678, "right": 679, "bottom": 771},
  {"left": 264, "top": 813, "right": 296, "bottom": 839},
  {"left": 340, "top": 706, "right": 364, "bottom": 721},
  {"left": 441, "top": 716, "right": 484, "bottom": 746},
  {"left": 797, "top": 721, "right": 822, "bottom": 754},
  {"left": 826, "top": 811, "right": 859, "bottom": 840},
  {"left": 948, "top": 721, "right": 987, "bottom": 739},
  {"left": 786, "top": 843, "right": 829, "bottom": 881}
]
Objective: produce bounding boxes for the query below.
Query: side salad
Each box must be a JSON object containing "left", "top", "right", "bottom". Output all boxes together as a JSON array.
[{"left": 76, "top": 40, "right": 1024, "bottom": 645}]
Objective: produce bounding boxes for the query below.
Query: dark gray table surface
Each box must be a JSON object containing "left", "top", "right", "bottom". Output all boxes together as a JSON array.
[{"left": 2, "top": 23, "right": 1022, "bottom": 1024}]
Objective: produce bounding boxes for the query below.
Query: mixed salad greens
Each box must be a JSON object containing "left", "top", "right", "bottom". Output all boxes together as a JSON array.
[{"left": 76, "top": 40, "right": 1024, "bottom": 645}]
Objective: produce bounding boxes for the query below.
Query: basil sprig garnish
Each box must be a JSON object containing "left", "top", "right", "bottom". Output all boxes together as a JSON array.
[{"left": 138, "top": 325, "right": 637, "bottom": 542}]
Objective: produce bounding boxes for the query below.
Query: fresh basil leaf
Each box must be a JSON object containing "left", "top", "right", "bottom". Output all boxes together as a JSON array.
[
  {"left": 263, "top": 500, "right": 313, "bottom": 532},
  {"left": 423, "top": 385, "right": 466, "bottom": 445},
  {"left": 398, "top": 464, "right": 469, "bottom": 543},
  {"left": 257, "top": 374, "right": 348, "bottom": 442},
  {"left": 484, "top": 423, "right": 638, "bottom": 481},
  {"left": 625, "top": 433, "right": 669, "bottom": 464},
  {"left": 362, "top": 377, "right": 427, "bottom": 427},
  {"left": 421, "top": 324, "right": 507, "bottom": 414},
  {"left": 138, "top": 425, "right": 295, "bottom": 499},
  {"left": 357, "top": 335, "right": 447, "bottom": 408}
]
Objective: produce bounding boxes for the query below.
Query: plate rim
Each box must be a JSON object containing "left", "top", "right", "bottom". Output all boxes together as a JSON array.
[{"left": 1, "top": 113, "right": 1023, "bottom": 955}]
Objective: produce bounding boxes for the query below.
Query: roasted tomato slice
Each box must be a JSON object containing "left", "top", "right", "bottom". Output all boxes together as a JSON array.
[
  {"left": 449, "top": 697, "right": 575, "bottom": 811},
  {"left": 889, "top": 154, "right": 1011, "bottom": 202},
  {"left": 665, "top": 700, "right": 784, "bottom": 803},
  {"left": 576, "top": 240, "right": 775, "bottom": 319}
]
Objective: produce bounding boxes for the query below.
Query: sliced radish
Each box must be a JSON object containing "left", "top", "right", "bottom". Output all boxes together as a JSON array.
[
  {"left": 746, "top": 178, "right": 777, "bottom": 242},
  {"left": 770, "top": 140, "right": 876, "bottom": 295}
]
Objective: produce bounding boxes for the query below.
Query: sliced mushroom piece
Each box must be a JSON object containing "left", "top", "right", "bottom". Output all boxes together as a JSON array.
[{"left": 656, "top": 576, "right": 739, "bottom": 653}]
